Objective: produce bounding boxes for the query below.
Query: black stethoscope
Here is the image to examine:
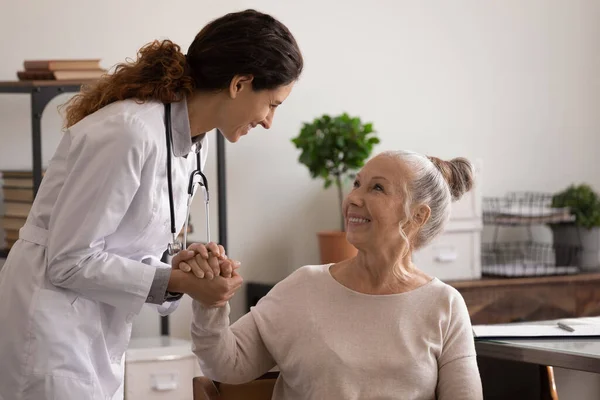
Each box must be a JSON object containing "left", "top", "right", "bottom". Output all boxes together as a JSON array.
[{"left": 164, "top": 103, "right": 210, "bottom": 256}]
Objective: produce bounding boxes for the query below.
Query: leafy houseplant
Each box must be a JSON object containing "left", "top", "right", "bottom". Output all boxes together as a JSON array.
[
  {"left": 551, "top": 184, "right": 600, "bottom": 229},
  {"left": 291, "top": 113, "right": 379, "bottom": 263},
  {"left": 551, "top": 184, "right": 600, "bottom": 270},
  {"left": 291, "top": 113, "right": 379, "bottom": 231}
]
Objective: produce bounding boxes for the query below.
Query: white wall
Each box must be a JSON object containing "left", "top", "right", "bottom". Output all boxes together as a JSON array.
[{"left": 2, "top": 0, "right": 600, "bottom": 342}]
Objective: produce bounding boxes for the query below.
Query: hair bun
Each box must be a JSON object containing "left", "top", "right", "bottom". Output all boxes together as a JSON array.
[{"left": 428, "top": 156, "right": 474, "bottom": 201}]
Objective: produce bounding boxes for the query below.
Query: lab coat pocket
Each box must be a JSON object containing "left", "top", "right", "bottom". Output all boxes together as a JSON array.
[
  {"left": 22, "top": 373, "right": 96, "bottom": 400},
  {"left": 25, "top": 288, "right": 96, "bottom": 384}
]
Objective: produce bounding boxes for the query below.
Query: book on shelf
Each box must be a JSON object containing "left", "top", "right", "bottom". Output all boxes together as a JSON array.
[
  {"left": 17, "top": 69, "right": 106, "bottom": 81},
  {"left": 2, "top": 178, "right": 33, "bottom": 189},
  {"left": 0, "top": 170, "right": 46, "bottom": 178},
  {"left": 0, "top": 170, "right": 41, "bottom": 179},
  {"left": 17, "top": 58, "right": 106, "bottom": 81},
  {"left": 3, "top": 188, "right": 33, "bottom": 203},
  {"left": 23, "top": 59, "right": 101, "bottom": 71},
  {"left": 1, "top": 170, "right": 39, "bottom": 252},
  {"left": 0, "top": 169, "right": 45, "bottom": 186},
  {"left": 3, "top": 229, "right": 18, "bottom": 249},
  {"left": 0, "top": 216, "right": 26, "bottom": 250},
  {"left": 0, "top": 216, "right": 27, "bottom": 232},
  {"left": 1, "top": 169, "right": 47, "bottom": 190},
  {"left": 0, "top": 215, "right": 27, "bottom": 251},
  {"left": 4, "top": 229, "right": 18, "bottom": 242},
  {"left": 2, "top": 202, "right": 31, "bottom": 219}
]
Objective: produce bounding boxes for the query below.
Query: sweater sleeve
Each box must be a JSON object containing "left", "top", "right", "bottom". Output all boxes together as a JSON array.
[
  {"left": 436, "top": 291, "right": 483, "bottom": 400},
  {"left": 191, "top": 302, "right": 276, "bottom": 384},
  {"left": 191, "top": 267, "right": 310, "bottom": 384}
]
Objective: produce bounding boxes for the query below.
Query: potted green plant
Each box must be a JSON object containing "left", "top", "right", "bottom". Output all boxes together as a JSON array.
[
  {"left": 551, "top": 184, "right": 600, "bottom": 270},
  {"left": 291, "top": 113, "right": 379, "bottom": 263}
]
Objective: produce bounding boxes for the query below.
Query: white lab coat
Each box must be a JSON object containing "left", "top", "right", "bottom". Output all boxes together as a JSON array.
[{"left": 0, "top": 99, "right": 207, "bottom": 400}]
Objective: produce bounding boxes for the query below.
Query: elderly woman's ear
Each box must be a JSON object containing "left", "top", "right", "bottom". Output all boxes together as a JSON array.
[
  {"left": 401, "top": 204, "right": 431, "bottom": 243},
  {"left": 412, "top": 204, "right": 431, "bottom": 228}
]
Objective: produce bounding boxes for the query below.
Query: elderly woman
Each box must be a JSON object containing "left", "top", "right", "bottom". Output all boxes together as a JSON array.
[{"left": 191, "top": 150, "right": 483, "bottom": 399}]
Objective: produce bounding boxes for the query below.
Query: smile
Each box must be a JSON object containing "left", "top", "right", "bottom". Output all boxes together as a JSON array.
[{"left": 348, "top": 217, "right": 370, "bottom": 224}]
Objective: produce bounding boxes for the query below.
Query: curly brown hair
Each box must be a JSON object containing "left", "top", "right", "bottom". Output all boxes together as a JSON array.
[
  {"left": 63, "top": 40, "right": 192, "bottom": 128},
  {"left": 62, "top": 9, "right": 303, "bottom": 128}
]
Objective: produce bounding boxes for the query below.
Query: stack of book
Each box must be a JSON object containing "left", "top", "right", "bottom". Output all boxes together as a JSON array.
[
  {"left": 0, "top": 171, "right": 36, "bottom": 252},
  {"left": 16, "top": 59, "right": 107, "bottom": 81}
]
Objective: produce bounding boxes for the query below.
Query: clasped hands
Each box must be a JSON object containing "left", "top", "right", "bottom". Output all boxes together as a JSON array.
[{"left": 167, "top": 242, "right": 243, "bottom": 307}]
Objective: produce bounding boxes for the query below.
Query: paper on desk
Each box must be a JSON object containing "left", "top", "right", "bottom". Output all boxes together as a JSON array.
[{"left": 473, "top": 319, "right": 600, "bottom": 339}]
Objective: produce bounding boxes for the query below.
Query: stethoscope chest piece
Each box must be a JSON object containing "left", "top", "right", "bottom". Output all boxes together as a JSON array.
[{"left": 167, "top": 240, "right": 183, "bottom": 256}]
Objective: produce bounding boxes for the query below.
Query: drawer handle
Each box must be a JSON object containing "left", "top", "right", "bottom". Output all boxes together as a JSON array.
[
  {"left": 151, "top": 373, "right": 179, "bottom": 391},
  {"left": 435, "top": 249, "right": 458, "bottom": 263}
]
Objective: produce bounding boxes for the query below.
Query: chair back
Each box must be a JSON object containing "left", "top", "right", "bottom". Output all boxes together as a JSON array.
[{"left": 193, "top": 372, "right": 278, "bottom": 400}]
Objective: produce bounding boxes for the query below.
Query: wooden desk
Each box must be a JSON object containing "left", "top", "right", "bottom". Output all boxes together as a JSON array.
[
  {"left": 475, "top": 317, "right": 600, "bottom": 400},
  {"left": 476, "top": 337, "right": 600, "bottom": 374},
  {"left": 451, "top": 275, "right": 600, "bottom": 400},
  {"left": 449, "top": 273, "right": 600, "bottom": 324}
]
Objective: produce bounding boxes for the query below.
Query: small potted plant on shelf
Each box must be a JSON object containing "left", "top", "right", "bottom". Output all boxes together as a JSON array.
[
  {"left": 291, "top": 113, "right": 379, "bottom": 263},
  {"left": 551, "top": 183, "right": 600, "bottom": 271}
]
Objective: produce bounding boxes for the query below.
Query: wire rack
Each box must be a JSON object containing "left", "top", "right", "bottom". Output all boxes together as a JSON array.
[
  {"left": 482, "top": 242, "right": 580, "bottom": 277},
  {"left": 483, "top": 192, "right": 575, "bottom": 226},
  {"left": 482, "top": 192, "right": 581, "bottom": 278}
]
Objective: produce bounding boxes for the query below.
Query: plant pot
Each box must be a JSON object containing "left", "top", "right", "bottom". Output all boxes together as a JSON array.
[
  {"left": 317, "top": 231, "right": 358, "bottom": 264},
  {"left": 551, "top": 225, "right": 600, "bottom": 271}
]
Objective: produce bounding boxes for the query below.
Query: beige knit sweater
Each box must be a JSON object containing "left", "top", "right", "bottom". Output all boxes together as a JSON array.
[{"left": 191, "top": 264, "right": 483, "bottom": 399}]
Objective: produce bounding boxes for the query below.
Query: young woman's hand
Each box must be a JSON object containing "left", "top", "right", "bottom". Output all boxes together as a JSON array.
[{"left": 172, "top": 242, "right": 239, "bottom": 278}]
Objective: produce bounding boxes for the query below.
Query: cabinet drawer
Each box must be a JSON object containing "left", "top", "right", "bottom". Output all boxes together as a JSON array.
[
  {"left": 413, "top": 230, "right": 481, "bottom": 281},
  {"left": 125, "top": 355, "right": 197, "bottom": 400}
]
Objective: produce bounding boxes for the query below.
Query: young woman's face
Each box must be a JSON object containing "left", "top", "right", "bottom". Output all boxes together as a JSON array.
[{"left": 218, "top": 77, "right": 294, "bottom": 143}]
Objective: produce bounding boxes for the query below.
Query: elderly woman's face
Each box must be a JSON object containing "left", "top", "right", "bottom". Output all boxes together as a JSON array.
[{"left": 343, "top": 154, "right": 413, "bottom": 248}]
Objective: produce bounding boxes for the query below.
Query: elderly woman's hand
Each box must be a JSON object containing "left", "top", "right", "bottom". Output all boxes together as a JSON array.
[
  {"left": 170, "top": 260, "right": 243, "bottom": 307},
  {"left": 189, "top": 268, "right": 243, "bottom": 307}
]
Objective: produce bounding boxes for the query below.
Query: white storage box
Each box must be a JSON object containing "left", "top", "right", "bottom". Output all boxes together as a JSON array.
[
  {"left": 449, "top": 186, "right": 481, "bottom": 221},
  {"left": 413, "top": 219, "right": 482, "bottom": 281},
  {"left": 125, "top": 337, "right": 201, "bottom": 400}
]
